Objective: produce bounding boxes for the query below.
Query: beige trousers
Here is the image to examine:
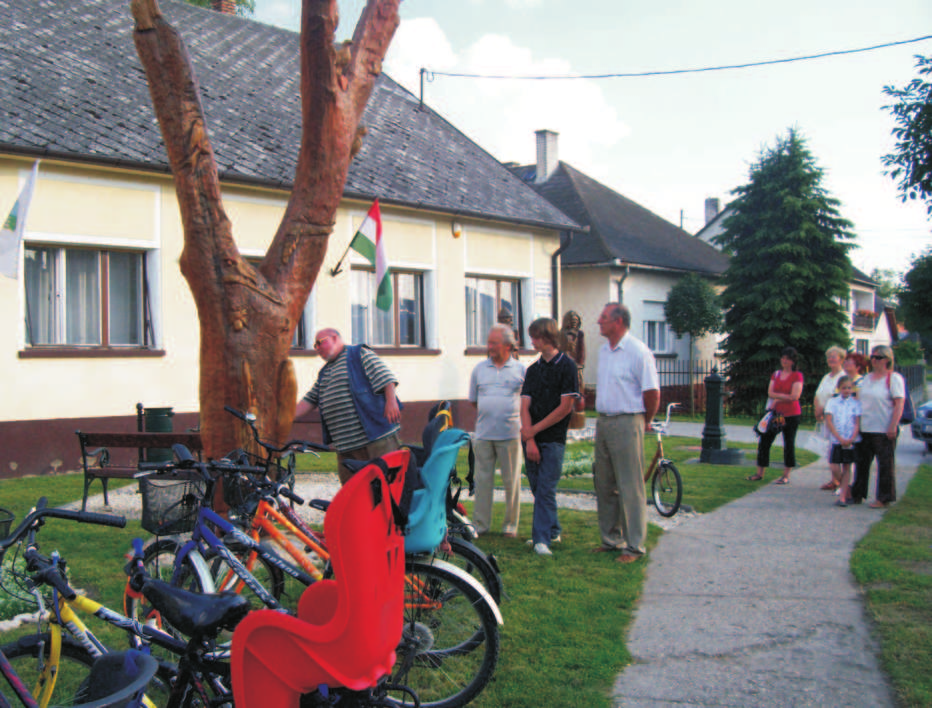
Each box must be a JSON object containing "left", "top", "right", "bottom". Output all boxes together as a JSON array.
[
  {"left": 472, "top": 437, "right": 523, "bottom": 535},
  {"left": 593, "top": 414, "right": 647, "bottom": 554}
]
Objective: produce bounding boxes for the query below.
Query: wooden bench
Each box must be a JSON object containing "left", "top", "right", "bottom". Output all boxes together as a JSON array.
[{"left": 76, "top": 431, "right": 203, "bottom": 511}]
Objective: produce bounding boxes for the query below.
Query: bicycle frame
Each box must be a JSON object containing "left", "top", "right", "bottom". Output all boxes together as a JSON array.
[
  {"left": 12, "top": 591, "right": 182, "bottom": 708},
  {"left": 172, "top": 504, "right": 315, "bottom": 611},
  {"left": 214, "top": 498, "right": 327, "bottom": 597}
]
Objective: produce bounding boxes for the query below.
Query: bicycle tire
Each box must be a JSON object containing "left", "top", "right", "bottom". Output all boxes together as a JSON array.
[
  {"left": 124, "top": 538, "right": 213, "bottom": 648},
  {"left": 389, "top": 560, "right": 500, "bottom": 708},
  {"left": 651, "top": 461, "right": 683, "bottom": 518},
  {"left": 438, "top": 537, "right": 503, "bottom": 605},
  {"left": 1, "top": 633, "right": 96, "bottom": 707}
]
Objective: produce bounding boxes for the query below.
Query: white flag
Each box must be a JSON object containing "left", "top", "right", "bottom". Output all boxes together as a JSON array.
[{"left": 0, "top": 160, "right": 40, "bottom": 279}]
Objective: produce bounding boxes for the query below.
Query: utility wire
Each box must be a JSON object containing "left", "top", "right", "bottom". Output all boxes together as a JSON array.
[{"left": 421, "top": 34, "right": 932, "bottom": 82}]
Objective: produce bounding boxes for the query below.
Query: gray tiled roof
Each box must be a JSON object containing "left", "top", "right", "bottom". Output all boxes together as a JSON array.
[
  {"left": 513, "top": 162, "right": 729, "bottom": 275},
  {"left": 0, "top": 0, "right": 578, "bottom": 231}
]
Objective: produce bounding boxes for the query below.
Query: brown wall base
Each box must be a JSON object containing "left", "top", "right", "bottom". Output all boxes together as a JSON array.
[{"left": 0, "top": 399, "right": 477, "bottom": 481}]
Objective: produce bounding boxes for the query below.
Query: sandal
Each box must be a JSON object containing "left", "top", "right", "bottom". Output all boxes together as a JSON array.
[
  {"left": 773, "top": 478, "right": 790, "bottom": 485},
  {"left": 745, "top": 474, "right": 764, "bottom": 482},
  {"left": 820, "top": 481, "right": 839, "bottom": 491}
]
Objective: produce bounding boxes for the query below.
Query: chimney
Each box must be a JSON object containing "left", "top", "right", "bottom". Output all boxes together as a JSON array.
[
  {"left": 704, "top": 197, "right": 720, "bottom": 225},
  {"left": 211, "top": 0, "right": 236, "bottom": 14},
  {"left": 535, "top": 129, "right": 559, "bottom": 184}
]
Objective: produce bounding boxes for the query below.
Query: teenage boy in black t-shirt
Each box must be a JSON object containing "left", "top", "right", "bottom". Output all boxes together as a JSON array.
[{"left": 520, "top": 317, "right": 579, "bottom": 556}]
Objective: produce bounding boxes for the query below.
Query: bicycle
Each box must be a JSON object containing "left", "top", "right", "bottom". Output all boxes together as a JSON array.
[
  {"left": 645, "top": 402, "right": 684, "bottom": 517},
  {"left": 0, "top": 499, "right": 248, "bottom": 708},
  {"left": 130, "top": 441, "right": 503, "bottom": 708}
]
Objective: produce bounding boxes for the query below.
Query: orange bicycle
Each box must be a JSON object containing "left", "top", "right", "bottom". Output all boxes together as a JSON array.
[{"left": 646, "top": 402, "right": 683, "bottom": 517}]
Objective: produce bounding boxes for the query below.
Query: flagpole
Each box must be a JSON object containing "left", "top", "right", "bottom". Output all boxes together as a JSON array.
[{"left": 328, "top": 241, "right": 353, "bottom": 277}]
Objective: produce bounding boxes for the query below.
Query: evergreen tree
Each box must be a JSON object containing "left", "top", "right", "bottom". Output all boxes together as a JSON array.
[{"left": 713, "top": 129, "right": 855, "bottom": 412}]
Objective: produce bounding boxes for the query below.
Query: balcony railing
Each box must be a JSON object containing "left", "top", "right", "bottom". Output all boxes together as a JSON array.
[{"left": 852, "top": 313, "right": 877, "bottom": 331}]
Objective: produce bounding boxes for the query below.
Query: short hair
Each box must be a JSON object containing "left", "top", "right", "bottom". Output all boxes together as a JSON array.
[
  {"left": 844, "top": 351, "right": 868, "bottom": 374},
  {"left": 836, "top": 375, "right": 852, "bottom": 388},
  {"left": 604, "top": 303, "right": 631, "bottom": 328},
  {"left": 825, "top": 345, "right": 846, "bottom": 359},
  {"left": 781, "top": 346, "right": 798, "bottom": 370},
  {"left": 872, "top": 344, "right": 895, "bottom": 367},
  {"left": 489, "top": 323, "right": 516, "bottom": 350},
  {"left": 528, "top": 317, "right": 559, "bottom": 348}
]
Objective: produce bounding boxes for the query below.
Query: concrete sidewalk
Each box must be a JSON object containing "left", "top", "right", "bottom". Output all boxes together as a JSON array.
[{"left": 612, "top": 427, "right": 927, "bottom": 707}]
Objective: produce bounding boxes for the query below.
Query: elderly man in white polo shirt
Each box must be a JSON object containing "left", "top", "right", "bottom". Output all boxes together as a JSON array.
[
  {"left": 469, "top": 324, "right": 526, "bottom": 536},
  {"left": 592, "top": 303, "right": 660, "bottom": 563}
]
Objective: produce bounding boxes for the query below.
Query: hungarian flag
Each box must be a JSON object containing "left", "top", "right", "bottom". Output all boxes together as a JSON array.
[
  {"left": 350, "top": 199, "right": 392, "bottom": 311},
  {"left": 0, "top": 160, "right": 40, "bottom": 279}
]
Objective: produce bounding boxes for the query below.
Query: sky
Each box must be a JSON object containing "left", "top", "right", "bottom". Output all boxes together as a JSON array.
[{"left": 252, "top": 0, "right": 932, "bottom": 278}]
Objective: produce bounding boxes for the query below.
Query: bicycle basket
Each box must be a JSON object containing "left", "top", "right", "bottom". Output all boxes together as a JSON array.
[
  {"left": 139, "top": 474, "right": 205, "bottom": 535},
  {"left": 222, "top": 471, "right": 257, "bottom": 514}
]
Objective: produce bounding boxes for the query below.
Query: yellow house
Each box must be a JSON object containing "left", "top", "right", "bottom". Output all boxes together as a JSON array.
[{"left": 0, "top": 0, "right": 579, "bottom": 477}]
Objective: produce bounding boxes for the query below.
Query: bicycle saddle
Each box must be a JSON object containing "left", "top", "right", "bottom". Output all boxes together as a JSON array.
[{"left": 140, "top": 577, "right": 251, "bottom": 639}]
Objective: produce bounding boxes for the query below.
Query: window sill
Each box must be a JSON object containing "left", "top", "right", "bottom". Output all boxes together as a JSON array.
[
  {"left": 369, "top": 347, "right": 442, "bottom": 357},
  {"left": 653, "top": 352, "right": 678, "bottom": 359},
  {"left": 465, "top": 347, "right": 532, "bottom": 356},
  {"left": 19, "top": 348, "right": 166, "bottom": 359}
]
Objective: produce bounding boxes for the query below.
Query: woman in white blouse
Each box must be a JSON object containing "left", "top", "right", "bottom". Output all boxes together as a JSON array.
[{"left": 849, "top": 345, "right": 906, "bottom": 508}]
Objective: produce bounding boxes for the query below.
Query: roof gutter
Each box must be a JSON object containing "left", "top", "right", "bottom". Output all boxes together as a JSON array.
[{"left": 551, "top": 229, "right": 575, "bottom": 320}]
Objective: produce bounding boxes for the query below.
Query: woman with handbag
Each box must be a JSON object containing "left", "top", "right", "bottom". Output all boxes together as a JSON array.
[
  {"left": 746, "top": 346, "right": 804, "bottom": 484},
  {"left": 849, "top": 345, "right": 906, "bottom": 507}
]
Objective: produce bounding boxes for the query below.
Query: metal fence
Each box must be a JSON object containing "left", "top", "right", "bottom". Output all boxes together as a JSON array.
[{"left": 652, "top": 358, "right": 926, "bottom": 420}]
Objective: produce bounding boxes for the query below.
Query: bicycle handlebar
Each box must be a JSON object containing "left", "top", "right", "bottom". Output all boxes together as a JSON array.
[
  {"left": 0, "top": 501, "right": 126, "bottom": 552},
  {"left": 23, "top": 546, "right": 77, "bottom": 600},
  {"left": 223, "top": 405, "right": 328, "bottom": 455}
]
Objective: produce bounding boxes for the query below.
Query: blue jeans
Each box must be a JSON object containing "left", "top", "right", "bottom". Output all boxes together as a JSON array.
[{"left": 524, "top": 441, "right": 564, "bottom": 546}]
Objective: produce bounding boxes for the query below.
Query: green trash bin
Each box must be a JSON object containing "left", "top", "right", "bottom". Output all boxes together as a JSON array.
[{"left": 143, "top": 406, "right": 174, "bottom": 462}]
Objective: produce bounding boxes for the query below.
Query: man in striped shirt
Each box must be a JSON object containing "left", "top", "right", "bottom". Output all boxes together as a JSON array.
[{"left": 295, "top": 329, "right": 402, "bottom": 484}]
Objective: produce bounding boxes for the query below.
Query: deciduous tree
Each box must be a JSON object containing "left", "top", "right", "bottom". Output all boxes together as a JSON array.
[
  {"left": 899, "top": 247, "right": 932, "bottom": 345},
  {"left": 664, "top": 273, "right": 723, "bottom": 414},
  {"left": 130, "top": 0, "right": 400, "bottom": 464},
  {"left": 882, "top": 54, "right": 932, "bottom": 216},
  {"left": 713, "top": 129, "right": 854, "bottom": 412}
]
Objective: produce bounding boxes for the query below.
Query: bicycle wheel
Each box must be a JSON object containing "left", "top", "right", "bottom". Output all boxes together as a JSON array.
[
  {"left": 438, "top": 536, "right": 503, "bottom": 605},
  {"left": 388, "top": 560, "right": 500, "bottom": 708},
  {"left": 651, "top": 461, "right": 682, "bottom": 518},
  {"left": 1, "top": 633, "right": 95, "bottom": 706},
  {"left": 124, "top": 538, "right": 213, "bottom": 647}
]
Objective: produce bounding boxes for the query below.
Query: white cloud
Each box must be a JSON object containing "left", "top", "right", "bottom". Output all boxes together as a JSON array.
[{"left": 385, "top": 22, "right": 627, "bottom": 174}]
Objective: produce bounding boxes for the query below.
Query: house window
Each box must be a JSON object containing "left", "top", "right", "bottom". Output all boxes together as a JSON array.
[
  {"left": 856, "top": 339, "right": 869, "bottom": 355},
  {"left": 351, "top": 269, "right": 425, "bottom": 347},
  {"left": 644, "top": 320, "right": 675, "bottom": 354},
  {"left": 465, "top": 276, "right": 522, "bottom": 347},
  {"left": 24, "top": 246, "right": 152, "bottom": 347}
]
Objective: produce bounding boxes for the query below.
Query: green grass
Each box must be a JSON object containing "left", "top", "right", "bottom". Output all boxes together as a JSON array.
[
  {"left": 851, "top": 463, "right": 932, "bottom": 708},
  {"left": 0, "top": 434, "right": 812, "bottom": 707}
]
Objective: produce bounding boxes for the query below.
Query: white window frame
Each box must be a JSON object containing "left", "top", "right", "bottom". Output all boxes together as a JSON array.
[
  {"left": 351, "top": 267, "right": 427, "bottom": 348},
  {"left": 465, "top": 274, "right": 527, "bottom": 348}
]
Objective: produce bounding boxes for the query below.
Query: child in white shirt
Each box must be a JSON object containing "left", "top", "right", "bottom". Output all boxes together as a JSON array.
[{"left": 824, "top": 376, "right": 861, "bottom": 507}]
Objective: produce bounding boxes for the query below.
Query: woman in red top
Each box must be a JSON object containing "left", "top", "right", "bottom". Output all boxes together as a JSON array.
[{"left": 747, "top": 346, "right": 805, "bottom": 485}]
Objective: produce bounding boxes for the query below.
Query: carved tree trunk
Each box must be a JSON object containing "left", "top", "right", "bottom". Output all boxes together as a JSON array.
[{"left": 130, "top": 0, "right": 399, "bottom": 463}]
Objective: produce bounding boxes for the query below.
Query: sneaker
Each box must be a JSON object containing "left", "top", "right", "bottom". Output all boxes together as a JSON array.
[
  {"left": 533, "top": 543, "right": 553, "bottom": 556},
  {"left": 550, "top": 534, "right": 562, "bottom": 544}
]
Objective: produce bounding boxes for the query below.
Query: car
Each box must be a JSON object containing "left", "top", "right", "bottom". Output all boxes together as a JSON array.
[{"left": 910, "top": 399, "right": 932, "bottom": 453}]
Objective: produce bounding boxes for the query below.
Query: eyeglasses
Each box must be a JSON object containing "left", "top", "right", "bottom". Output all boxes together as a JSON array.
[
  {"left": 870, "top": 354, "right": 888, "bottom": 360},
  {"left": 314, "top": 334, "right": 336, "bottom": 349}
]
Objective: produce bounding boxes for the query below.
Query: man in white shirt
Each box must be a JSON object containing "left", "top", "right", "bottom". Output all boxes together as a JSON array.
[
  {"left": 469, "top": 325, "right": 526, "bottom": 536},
  {"left": 592, "top": 303, "right": 660, "bottom": 563}
]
